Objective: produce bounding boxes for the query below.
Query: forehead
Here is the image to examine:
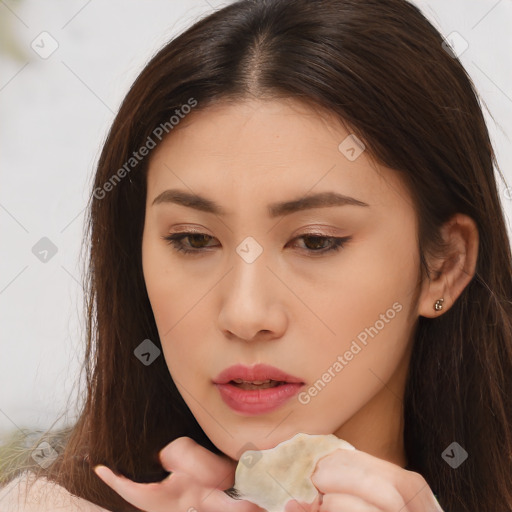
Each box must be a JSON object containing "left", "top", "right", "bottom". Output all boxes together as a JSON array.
[
  {"left": 146, "top": 98, "right": 414, "bottom": 215},
  {"left": 150, "top": 98, "right": 352, "bottom": 167}
]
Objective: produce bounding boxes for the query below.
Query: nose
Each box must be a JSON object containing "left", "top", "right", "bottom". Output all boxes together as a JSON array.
[{"left": 217, "top": 249, "right": 288, "bottom": 342}]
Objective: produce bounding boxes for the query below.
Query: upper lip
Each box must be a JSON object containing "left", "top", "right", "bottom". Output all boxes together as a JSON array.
[{"left": 213, "top": 363, "right": 305, "bottom": 385}]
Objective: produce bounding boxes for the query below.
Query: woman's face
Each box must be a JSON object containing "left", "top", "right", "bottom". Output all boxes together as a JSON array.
[{"left": 142, "top": 98, "right": 423, "bottom": 465}]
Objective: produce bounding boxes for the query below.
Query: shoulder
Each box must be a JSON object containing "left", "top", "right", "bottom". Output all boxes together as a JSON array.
[{"left": 0, "top": 471, "right": 111, "bottom": 512}]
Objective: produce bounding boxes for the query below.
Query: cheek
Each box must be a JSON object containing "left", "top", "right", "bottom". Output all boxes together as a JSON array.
[
  {"left": 142, "top": 230, "right": 200, "bottom": 333},
  {"left": 312, "top": 233, "right": 417, "bottom": 346},
  {"left": 298, "top": 231, "right": 418, "bottom": 406},
  {"left": 142, "top": 234, "right": 195, "bottom": 370},
  {"left": 297, "top": 307, "right": 412, "bottom": 430}
]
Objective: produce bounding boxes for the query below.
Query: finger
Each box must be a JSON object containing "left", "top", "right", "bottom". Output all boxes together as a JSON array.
[
  {"left": 94, "top": 464, "right": 179, "bottom": 511},
  {"left": 159, "top": 437, "right": 236, "bottom": 488},
  {"left": 397, "top": 472, "right": 445, "bottom": 512},
  {"left": 200, "top": 487, "right": 267, "bottom": 512},
  {"left": 284, "top": 493, "right": 322, "bottom": 512},
  {"left": 311, "top": 449, "right": 406, "bottom": 510},
  {"left": 321, "top": 493, "right": 381, "bottom": 512},
  {"left": 94, "top": 464, "right": 264, "bottom": 512}
]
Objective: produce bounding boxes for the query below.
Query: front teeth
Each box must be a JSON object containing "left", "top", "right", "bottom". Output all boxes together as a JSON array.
[{"left": 232, "top": 379, "right": 273, "bottom": 384}]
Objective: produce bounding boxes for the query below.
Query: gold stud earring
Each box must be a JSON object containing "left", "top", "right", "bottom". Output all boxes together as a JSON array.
[{"left": 434, "top": 298, "right": 444, "bottom": 311}]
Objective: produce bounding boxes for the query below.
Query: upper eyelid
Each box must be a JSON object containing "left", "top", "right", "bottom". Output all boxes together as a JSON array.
[
  {"left": 167, "top": 226, "right": 345, "bottom": 237},
  {"left": 167, "top": 231, "right": 341, "bottom": 244},
  {"left": 179, "top": 231, "right": 338, "bottom": 238}
]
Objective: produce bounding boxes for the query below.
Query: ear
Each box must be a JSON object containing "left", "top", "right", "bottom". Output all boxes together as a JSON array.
[{"left": 417, "top": 213, "right": 479, "bottom": 318}]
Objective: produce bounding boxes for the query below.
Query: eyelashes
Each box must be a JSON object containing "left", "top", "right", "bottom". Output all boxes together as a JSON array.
[{"left": 161, "top": 232, "right": 352, "bottom": 256}]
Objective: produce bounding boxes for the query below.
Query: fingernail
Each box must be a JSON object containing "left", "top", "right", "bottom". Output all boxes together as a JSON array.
[{"left": 93, "top": 465, "right": 108, "bottom": 478}]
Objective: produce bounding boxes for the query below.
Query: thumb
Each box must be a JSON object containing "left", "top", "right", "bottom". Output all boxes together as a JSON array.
[
  {"left": 159, "top": 437, "right": 237, "bottom": 489},
  {"left": 284, "top": 493, "right": 322, "bottom": 512}
]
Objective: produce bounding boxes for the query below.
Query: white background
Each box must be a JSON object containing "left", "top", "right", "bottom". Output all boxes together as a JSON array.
[{"left": 1, "top": 0, "right": 511, "bottom": 442}]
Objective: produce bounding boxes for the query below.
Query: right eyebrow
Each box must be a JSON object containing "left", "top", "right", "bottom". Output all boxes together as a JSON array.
[{"left": 151, "top": 189, "right": 370, "bottom": 218}]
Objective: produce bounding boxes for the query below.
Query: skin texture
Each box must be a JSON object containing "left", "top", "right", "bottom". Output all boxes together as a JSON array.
[{"left": 95, "top": 98, "right": 478, "bottom": 511}]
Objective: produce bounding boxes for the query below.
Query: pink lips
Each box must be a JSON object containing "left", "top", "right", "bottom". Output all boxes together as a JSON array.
[
  {"left": 213, "top": 363, "right": 305, "bottom": 415},
  {"left": 213, "top": 363, "right": 304, "bottom": 385}
]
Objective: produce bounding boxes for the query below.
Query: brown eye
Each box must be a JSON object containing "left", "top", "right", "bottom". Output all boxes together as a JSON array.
[
  {"left": 162, "top": 233, "right": 218, "bottom": 254},
  {"left": 162, "top": 232, "right": 351, "bottom": 256},
  {"left": 291, "top": 234, "right": 352, "bottom": 255},
  {"left": 187, "top": 234, "right": 213, "bottom": 248},
  {"left": 301, "top": 235, "right": 331, "bottom": 250}
]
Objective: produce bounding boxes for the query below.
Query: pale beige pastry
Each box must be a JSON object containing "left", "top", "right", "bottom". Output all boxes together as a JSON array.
[{"left": 234, "top": 432, "right": 355, "bottom": 512}]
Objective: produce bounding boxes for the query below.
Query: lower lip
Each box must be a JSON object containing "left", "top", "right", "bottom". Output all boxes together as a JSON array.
[{"left": 214, "top": 382, "right": 304, "bottom": 415}]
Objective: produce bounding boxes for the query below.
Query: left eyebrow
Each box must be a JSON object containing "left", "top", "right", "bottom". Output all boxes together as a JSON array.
[{"left": 151, "top": 189, "right": 370, "bottom": 217}]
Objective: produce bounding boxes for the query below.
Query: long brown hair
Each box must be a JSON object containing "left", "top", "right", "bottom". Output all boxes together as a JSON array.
[{"left": 3, "top": 0, "right": 511, "bottom": 510}]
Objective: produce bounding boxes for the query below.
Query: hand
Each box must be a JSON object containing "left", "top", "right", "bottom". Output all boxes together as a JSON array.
[
  {"left": 284, "top": 448, "right": 444, "bottom": 512},
  {"left": 93, "top": 436, "right": 266, "bottom": 512}
]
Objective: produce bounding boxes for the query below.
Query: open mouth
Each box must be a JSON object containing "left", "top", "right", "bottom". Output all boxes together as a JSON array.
[
  {"left": 216, "top": 373, "right": 305, "bottom": 414},
  {"left": 230, "top": 379, "right": 287, "bottom": 390}
]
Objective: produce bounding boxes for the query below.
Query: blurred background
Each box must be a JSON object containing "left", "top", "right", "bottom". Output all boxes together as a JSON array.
[{"left": 1, "top": 0, "right": 511, "bottom": 450}]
